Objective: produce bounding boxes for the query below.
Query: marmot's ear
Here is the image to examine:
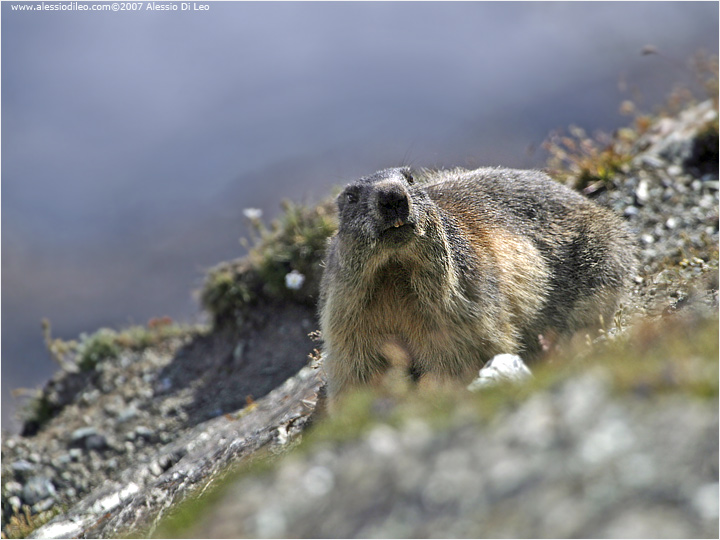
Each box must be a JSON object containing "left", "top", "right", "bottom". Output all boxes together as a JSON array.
[{"left": 400, "top": 167, "right": 414, "bottom": 185}]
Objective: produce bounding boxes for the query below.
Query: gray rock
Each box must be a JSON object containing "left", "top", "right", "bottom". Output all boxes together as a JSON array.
[
  {"left": 70, "top": 427, "right": 108, "bottom": 451},
  {"left": 11, "top": 459, "right": 36, "bottom": 475},
  {"left": 117, "top": 406, "right": 139, "bottom": 423},
  {"left": 22, "top": 476, "right": 56, "bottom": 506},
  {"left": 623, "top": 205, "right": 639, "bottom": 218},
  {"left": 134, "top": 426, "right": 154, "bottom": 440},
  {"left": 32, "top": 498, "right": 57, "bottom": 514}
]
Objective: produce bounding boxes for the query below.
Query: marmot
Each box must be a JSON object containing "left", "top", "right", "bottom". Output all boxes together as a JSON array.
[{"left": 319, "top": 166, "right": 637, "bottom": 402}]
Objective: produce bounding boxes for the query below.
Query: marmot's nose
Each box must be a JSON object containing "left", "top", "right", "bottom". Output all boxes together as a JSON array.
[{"left": 377, "top": 186, "right": 410, "bottom": 225}]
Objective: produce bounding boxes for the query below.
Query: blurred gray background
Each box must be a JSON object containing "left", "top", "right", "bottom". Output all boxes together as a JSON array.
[{"left": 2, "top": 1, "right": 718, "bottom": 432}]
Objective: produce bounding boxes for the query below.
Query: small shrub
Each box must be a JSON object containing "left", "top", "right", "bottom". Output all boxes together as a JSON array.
[
  {"left": 201, "top": 199, "right": 337, "bottom": 327},
  {"left": 75, "top": 328, "right": 120, "bottom": 372},
  {"left": 201, "top": 260, "right": 263, "bottom": 326},
  {"left": 251, "top": 200, "right": 336, "bottom": 300},
  {"left": 2, "top": 504, "right": 62, "bottom": 539},
  {"left": 544, "top": 50, "right": 719, "bottom": 191},
  {"left": 543, "top": 124, "right": 638, "bottom": 191},
  {"left": 113, "top": 319, "right": 194, "bottom": 351},
  {"left": 18, "top": 391, "right": 54, "bottom": 437},
  {"left": 41, "top": 318, "right": 78, "bottom": 369}
]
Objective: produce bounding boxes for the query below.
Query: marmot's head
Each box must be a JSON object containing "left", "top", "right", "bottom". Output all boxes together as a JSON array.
[{"left": 336, "top": 167, "right": 431, "bottom": 251}]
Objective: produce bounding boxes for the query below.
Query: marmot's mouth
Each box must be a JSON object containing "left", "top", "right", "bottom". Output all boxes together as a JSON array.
[{"left": 380, "top": 222, "right": 415, "bottom": 243}]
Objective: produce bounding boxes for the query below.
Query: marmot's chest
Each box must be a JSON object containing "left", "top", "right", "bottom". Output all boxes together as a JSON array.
[{"left": 363, "top": 271, "right": 440, "bottom": 337}]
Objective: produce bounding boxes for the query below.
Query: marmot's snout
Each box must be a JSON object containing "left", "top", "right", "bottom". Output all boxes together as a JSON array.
[{"left": 375, "top": 182, "right": 412, "bottom": 230}]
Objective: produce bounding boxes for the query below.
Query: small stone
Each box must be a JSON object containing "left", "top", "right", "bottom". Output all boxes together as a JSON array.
[
  {"left": 302, "top": 465, "right": 335, "bottom": 497},
  {"left": 8, "top": 496, "right": 22, "bottom": 511},
  {"left": 665, "top": 217, "right": 679, "bottom": 229},
  {"left": 71, "top": 426, "right": 97, "bottom": 441},
  {"left": 149, "top": 461, "right": 164, "bottom": 477},
  {"left": 255, "top": 507, "right": 287, "bottom": 538},
  {"left": 70, "top": 427, "right": 108, "bottom": 451},
  {"left": 135, "top": 426, "right": 154, "bottom": 440},
  {"left": 22, "top": 476, "right": 56, "bottom": 505},
  {"left": 635, "top": 180, "right": 650, "bottom": 205},
  {"left": 32, "top": 498, "right": 57, "bottom": 513},
  {"left": 699, "top": 194, "right": 715, "bottom": 209},
  {"left": 11, "top": 459, "right": 36, "bottom": 474},
  {"left": 4, "top": 481, "right": 23, "bottom": 495},
  {"left": 693, "top": 482, "right": 719, "bottom": 521},
  {"left": 623, "top": 206, "right": 639, "bottom": 218},
  {"left": 155, "top": 377, "right": 173, "bottom": 393},
  {"left": 367, "top": 425, "right": 399, "bottom": 456},
  {"left": 639, "top": 155, "right": 664, "bottom": 169},
  {"left": 468, "top": 354, "right": 533, "bottom": 391},
  {"left": 640, "top": 234, "right": 654, "bottom": 245},
  {"left": 80, "top": 389, "right": 100, "bottom": 405},
  {"left": 117, "top": 406, "right": 139, "bottom": 423},
  {"left": 659, "top": 174, "right": 674, "bottom": 188},
  {"left": 53, "top": 454, "right": 73, "bottom": 467}
]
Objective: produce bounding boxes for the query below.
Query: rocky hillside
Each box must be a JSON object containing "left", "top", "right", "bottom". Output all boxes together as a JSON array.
[{"left": 1, "top": 96, "right": 718, "bottom": 539}]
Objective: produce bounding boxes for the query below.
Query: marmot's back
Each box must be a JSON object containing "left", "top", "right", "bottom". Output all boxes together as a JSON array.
[
  {"left": 424, "top": 167, "right": 637, "bottom": 336},
  {"left": 319, "top": 167, "right": 637, "bottom": 402}
]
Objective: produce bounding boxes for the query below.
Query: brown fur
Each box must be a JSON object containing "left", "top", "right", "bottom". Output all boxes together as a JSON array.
[{"left": 319, "top": 167, "right": 637, "bottom": 405}]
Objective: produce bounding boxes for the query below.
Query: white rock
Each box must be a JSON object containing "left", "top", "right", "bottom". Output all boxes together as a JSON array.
[
  {"left": 635, "top": 180, "right": 650, "bottom": 205},
  {"left": 467, "top": 354, "right": 533, "bottom": 391}
]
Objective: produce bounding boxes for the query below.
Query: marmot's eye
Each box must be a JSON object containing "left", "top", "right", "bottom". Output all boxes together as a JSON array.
[
  {"left": 401, "top": 169, "right": 414, "bottom": 184},
  {"left": 346, "top": 191, "right": 359, "bottom": 204}
]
